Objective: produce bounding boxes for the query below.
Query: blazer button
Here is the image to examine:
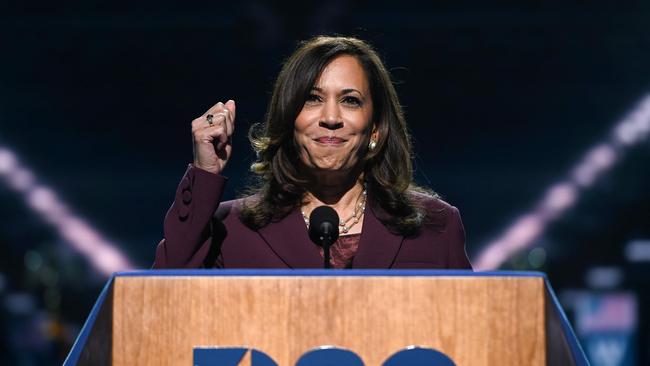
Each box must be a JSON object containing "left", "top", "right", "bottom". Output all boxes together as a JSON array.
[
  {"left": 182, "top": 190, "right": 192, "bottom": 204},
  {"left": 178, "top": 204, "right": 189, "bottom": 220}
]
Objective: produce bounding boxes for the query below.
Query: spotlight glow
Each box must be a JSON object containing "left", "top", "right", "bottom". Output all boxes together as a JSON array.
[
  {"left": 0, "top": 144, "right": 133, "bottom": 276},
  {"left": 476, "top": 94, "right": 650, "bottom": 270}
]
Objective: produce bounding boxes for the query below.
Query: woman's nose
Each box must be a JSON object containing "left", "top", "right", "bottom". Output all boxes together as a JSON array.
[{"left": 319, "top": 100, "right": 343, "bottom": 129}]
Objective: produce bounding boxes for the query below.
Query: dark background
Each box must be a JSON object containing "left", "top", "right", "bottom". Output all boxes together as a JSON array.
[{"left": 1, "top": 1, "right": 648, "bottom": 364}]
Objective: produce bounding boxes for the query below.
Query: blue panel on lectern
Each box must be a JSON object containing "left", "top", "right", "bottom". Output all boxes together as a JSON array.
[
  {"left": 295, "top": 346, "right": 365, "bottom": 366},
  {"left": 382, "top": 346, "right": 456, "bottom": 366},
  {"left": 252, "top": 349, "right": 279, "bottom": 366},
  {"left": 194, "top": 347, "right": 247, "bottom": 366}
]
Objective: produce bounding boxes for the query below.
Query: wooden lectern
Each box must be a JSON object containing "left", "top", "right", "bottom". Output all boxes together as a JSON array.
[{"left": 64, "top": 270, "right": 588, "bottom": 365}]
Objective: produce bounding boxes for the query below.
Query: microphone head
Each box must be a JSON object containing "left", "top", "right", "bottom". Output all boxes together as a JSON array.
[{"left": 308, "top": 205, "right": 340, "bottom": 246}]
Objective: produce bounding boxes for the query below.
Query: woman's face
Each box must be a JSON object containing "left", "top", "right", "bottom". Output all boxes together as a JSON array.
[{"left": 294, "top": 55, "right": 375, "bottom": 174}]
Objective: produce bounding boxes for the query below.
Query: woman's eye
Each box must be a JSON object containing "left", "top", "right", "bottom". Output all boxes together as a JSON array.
[
  {"left": 342, "top": 96, "right": 362, "bottom": 106},
  {"left": 306, "top": 94, "right": 322, "bottom": 103}
]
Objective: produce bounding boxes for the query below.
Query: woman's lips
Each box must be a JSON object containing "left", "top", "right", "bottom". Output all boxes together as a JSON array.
[{"left": 314, "top": 137, "right": 346, "bottom": 145}]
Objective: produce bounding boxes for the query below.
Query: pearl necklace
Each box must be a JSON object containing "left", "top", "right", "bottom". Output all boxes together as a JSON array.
[{"left": 301, "top": 184, "right": 367, "bottom": 234}]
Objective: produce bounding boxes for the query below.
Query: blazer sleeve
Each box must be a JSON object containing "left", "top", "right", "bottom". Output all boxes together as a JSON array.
[
  {"left": 447, "top": 206, "right": 473, "bottom": 270},
  {"left": 153, "top": 164, "right": 226, "bottom": 269}
]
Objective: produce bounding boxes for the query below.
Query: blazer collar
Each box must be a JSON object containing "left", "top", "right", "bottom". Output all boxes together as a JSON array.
[
  {"left": 257, "top": 209, "right": 323, "bottom": 268},
  {"left": 352, "top": 201, "right": 405, "bottom": 268},
  {"left": 256, "top": 196, "right": 404, "bottom": 269}
]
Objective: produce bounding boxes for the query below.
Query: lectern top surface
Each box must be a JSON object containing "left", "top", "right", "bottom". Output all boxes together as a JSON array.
[{"left": 114, "top": 269, "right": 546, "bottom": 278}]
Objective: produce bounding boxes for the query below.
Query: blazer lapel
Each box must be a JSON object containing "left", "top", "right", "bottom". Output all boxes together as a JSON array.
[
  {"left": 353, "top": 199, "right": 404, "bottom": 269},
  {"left": 257, "top": 208, "right": 324, "bottom": 268}
]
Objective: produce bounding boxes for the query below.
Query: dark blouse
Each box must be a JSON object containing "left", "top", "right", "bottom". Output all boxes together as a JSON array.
[{"left": 317, "top": 233, "right": 362, "bottom": 269}]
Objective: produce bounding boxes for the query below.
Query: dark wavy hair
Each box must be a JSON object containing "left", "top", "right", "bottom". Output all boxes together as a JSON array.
[{"left": 240, "top": 35, "right": 438, "bottom": 236}]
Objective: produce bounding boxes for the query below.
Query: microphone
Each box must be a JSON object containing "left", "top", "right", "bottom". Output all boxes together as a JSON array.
[{"left": 308, "top": 206, "right": 339, "bottom": 269}]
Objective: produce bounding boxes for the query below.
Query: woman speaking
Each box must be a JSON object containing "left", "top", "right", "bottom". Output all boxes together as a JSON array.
[{"left": 153, "top": 36, "right": 472, "bottom": 270}]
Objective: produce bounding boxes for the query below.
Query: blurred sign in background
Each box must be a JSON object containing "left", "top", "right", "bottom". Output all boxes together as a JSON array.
[{"left": 1, "top": 1, "right": 649, "bottom": 365}]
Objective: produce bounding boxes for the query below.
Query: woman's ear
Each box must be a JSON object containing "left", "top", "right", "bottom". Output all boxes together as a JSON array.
[{"left": 371, "top": 127, "right": 379, "bottom": 142}]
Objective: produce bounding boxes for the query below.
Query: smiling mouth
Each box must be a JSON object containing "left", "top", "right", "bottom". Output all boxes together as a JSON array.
[{"left": 314, "top": 137, "right": 346, "bottom": 145}]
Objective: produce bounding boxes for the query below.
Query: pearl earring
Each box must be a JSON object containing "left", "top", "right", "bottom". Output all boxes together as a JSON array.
[{"left": 368, "top": 140, "right": 377, "bottom": 150}]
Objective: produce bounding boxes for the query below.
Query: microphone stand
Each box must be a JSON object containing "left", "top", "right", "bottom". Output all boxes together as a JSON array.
[{"left": 322, "top": 237, "right": 332, "bottom": 269}]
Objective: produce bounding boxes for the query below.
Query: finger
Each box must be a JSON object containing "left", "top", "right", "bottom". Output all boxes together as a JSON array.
[
  {"left": 215, "top": 100, "right": 234, "bottom": 138},
  {"left": 225, "top": 99, "right": 236, "bottom": 122},
  {"left": 208, "top": 102, "right": 232, "bottom": 132},
  {"left": 196, "top": 124, "right": 228, "bottom": 147},
  {"left": 225, "top": 100, "right": 235, "bottom": 135},
  {"left": 194, "top": 101, "right": 226, "bottom": 130},
  {"left": 210, "top": 114, "right": 228, "bottom": 144},
  {"left": 213, "top": 112, "right": 228, "bottom": 136},
  {"left": 220, "top": 109, "right": 233, "bottom": 137},
  {"left": 192, "top": 100, "right": 234, "bottom": 132},
  {"left": 208, "top": 114, "right": 228, "bottom": 145},
  {"left": 192, "top": 115, "right": 212, "bottom": 133},
  {"left": 192, "top": 111, "right": 226, "bottom": 132},
  {"left": 214, "top": 124, "right": 229, "bottom": 149}
]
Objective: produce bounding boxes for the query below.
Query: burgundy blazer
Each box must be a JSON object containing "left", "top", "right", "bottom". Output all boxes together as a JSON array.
[{"left": 153, "top": 165, "right": 472, "bottom": 270}]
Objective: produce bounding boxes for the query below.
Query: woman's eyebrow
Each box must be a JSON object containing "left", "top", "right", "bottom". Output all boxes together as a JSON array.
[
  {"left": 341, "top": 88, "right": 363, "bottom": 95},
  {"left": 311, "top": 86, "right": 363, "bottom": 95}
]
